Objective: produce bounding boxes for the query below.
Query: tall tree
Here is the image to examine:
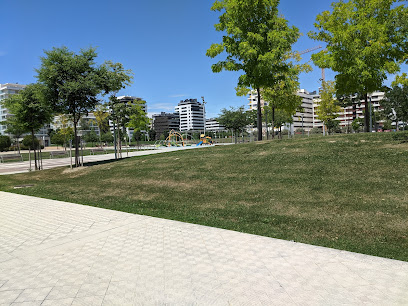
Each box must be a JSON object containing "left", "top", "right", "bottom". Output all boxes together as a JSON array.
[
  {"left": 206, "top": 0, "right": 301, "bottom": 141},
  {"left": 1, "top": 84, "right": 53, "bottom": 170},
  {"left": 316, "top": 81, "right": 342, "bottom": 135},
  {"left": 217, "top": 106, "right": 249, "bottom": 143},
  {"left": 127, "top": 100, "right": 149, "bottom": 147},
  {"left": 263, "top": 75, "right": 303, "bottom": 138},
  {"left": 308, "top": 0, "right": 408, "bottom": 132},
  {"left": 93, "top": 104, "right": 110, "bottom": 146},
  {"left": 36, "top": 47, "right": 133, "bottom": 166}
]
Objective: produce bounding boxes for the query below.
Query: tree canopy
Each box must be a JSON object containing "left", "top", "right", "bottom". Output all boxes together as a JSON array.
[
  {"left": 1, "top": 83, "right": 53, "bottom": 169},
  {"left": 217, "top": 106, "right": 250, "bottom": 143},
  {"left": 36, "top": 46, "right": 133, "bottom": 166},
  {"left": 308, "top": 0, "right": 408, "bottom": 132},
  {"left": 206, "top": 0, "right": 301, "bottom": 140},
  {"left": 316, "top": 81, "right": 342, "bottom": 134}
]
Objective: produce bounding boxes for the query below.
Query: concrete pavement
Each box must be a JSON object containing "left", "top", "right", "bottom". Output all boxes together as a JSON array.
[
  {"left": 0, "top": 191, "right": 407, "bottom": 305},
  {"left": 0, "top": 146, "right": 202, "bottom": 176}
]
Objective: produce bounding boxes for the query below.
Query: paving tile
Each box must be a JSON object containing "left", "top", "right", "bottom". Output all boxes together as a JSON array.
[
  {"left": 1, "top": 191, "right": 408, "bottom": 305},
  {"left": 0, "top": 290, "right": 22, "bottom": 304}
]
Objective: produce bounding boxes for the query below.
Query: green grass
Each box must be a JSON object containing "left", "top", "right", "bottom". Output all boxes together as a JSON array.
[
  {"left": 1, "top": 132, "right": 408, "bottom": 261},
  {"left": 0, "top": 148, "right": 143, "bottom": 163}
]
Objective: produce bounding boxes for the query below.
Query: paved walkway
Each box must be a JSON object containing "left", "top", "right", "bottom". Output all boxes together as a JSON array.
[
  {"left": 0, "top": 192, "right": 407, "bottom": 305},
  {"left": 0, "top": 146, "right": 202, "bottom": 176}
]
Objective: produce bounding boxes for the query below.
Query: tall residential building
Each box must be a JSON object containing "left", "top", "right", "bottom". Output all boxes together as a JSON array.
[
  {"left": 0, "top": 83, "right": 26, "bottom": 135},
  {"left": 175, "top": 99, "right": 205, "bottom": 132},
  {"left": 292, "top": 89, "right": 314, "bottom": 132},
  {"left": 248, "top": 90, "right": 267, "bottom": 110},
  {"left": 247, "top": 89, "right": 314, "bottom": 132},
  {"left": 152, "top": 112, "right": 180, "bottom": 139},
  {"left": 312, "top": 91, "right": 385, "bottom": 129}
]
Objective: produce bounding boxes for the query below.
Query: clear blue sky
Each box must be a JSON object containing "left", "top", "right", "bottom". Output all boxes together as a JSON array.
[{"left": 0, "top": 0, "right": 404, "bottom": 118}]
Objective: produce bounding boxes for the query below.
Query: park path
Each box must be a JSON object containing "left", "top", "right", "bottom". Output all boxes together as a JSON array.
[
  {"left": 0, "top": 191, "right": 407, "bottom": 305},
  {"left": 0, "top": 146, "right": 203, "bottom": 176}
]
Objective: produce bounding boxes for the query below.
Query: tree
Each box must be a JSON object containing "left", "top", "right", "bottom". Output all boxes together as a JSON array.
[
  {"left": 316, "top": 81, "right": 342, "bottom": 135},
  {"left": 2, "top": 83, "right": 53, "bottom": 170},
  {"left": 36, "top": 46, "right": 133, "bottom": 166},
  {"left": 382, "top": 84, "right": 408, "bottom": 131},
  {"left": 51, "top": 132, "right": 64, "bottom": 149},
  {"left": 273, "top": 109, "right": 294, "bottom": 138},
  {"left": 308, "top": 0, "right": 408, "bottom": 132},
  {"left": 148, "top": 129, "right": 156, "bottom": 141},
  {"left": 352, "top": 118, "right": 364, "bottom": 133},
  {"left": 101, "top": 132, "right": 114, "bottom": 144},
  {"left": 93, "top": 104, "right": 110, "bottom": 145},
  {"left": 22, "top": 135, "right": 40, "bottom": 150},
  {"left": 84, "top": 130, "right": 99, "bottom": 146},
  {"left": 127, "top": 100, "right": 149, "bottom": 146},
  {"left": 56, "top": 115, "right": 74, "bottom": 150},
  {"left": 218, "top": 106, "right": 249, "bottom": 143},
  {"left": 0, "top": 135, "right": 11, "bottom": 152},
  {"left": 206, "top": 0, "right": 301, "bottom": 141},
  {"left": 263, "top": 75, "right": 303, "bottom": 138},
  {"left": 3, "top": 116, "right": 25, "bottom": 153}
]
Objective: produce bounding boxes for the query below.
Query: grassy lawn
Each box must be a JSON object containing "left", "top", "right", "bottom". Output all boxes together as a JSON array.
[
  {"left": 1, "top": 132, "right": 407, "bottom": 261},
  {"left": 0, "top": 148, "right": 144, "bottom": 163}
]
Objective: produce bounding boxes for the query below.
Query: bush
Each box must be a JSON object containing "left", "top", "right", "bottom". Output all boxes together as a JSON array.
[
  {"left": 310, "top": 127, "right": 322, "bottom": 134},
  {"left": 21, "top": 135, "right": 43, "bottom": 150},
  {"left": 0, "top": 135, "right": 11, "bottom": 151},
  {"left": 101, "top": 132, "right": 113, "bottom": 144}
]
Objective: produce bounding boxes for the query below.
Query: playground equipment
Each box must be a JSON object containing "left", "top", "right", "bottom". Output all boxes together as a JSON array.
[
  {"left": 165, "top": 130, "right": 185, "bottom": 147},
  {"left": 197, "top": 134, "right": 213, "bottom": 146}
]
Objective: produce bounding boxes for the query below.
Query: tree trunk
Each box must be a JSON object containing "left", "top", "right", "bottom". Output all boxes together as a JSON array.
[
  {"left": 73, "top": 117, "right": 80, "bottom": 167},
  {"left": 271, "top": 106, "right": 275, "bottom": 139},
  {"left": 265, "top": 108, "right": 269, "bottom": 140},
  {"left": 364, "top": 93, "right": 369, "bottom": 133},
  {"left": 256, "top": 88, "right": 262, "bottom": 141},
  {"left": 31, "top": 130, "right": 38, "bottom": 170}
]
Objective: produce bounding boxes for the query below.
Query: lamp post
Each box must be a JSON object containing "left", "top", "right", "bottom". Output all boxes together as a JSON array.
[
  {"left": 109, "top": 97, "right": 118, "bottom": 160},
  {"left": 201, "top": 96, "right": 206, "bottom": 136}
]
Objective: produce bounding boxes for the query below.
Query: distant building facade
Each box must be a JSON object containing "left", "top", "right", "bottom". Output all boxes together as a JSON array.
[
  {"left": 205, "top": 118, "right": 226, "bottom": 132},
  {"left": 152, "top": 112, "right": 180, "bottom": 139},
  {"left": 0, "top": 83, "right": 26, "bottom": 135},
  {"left": 175, "top": 99, "right": 205, "bottom": 132}
]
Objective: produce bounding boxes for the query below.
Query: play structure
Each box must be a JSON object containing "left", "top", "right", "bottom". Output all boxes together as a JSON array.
[
  {"left": 197, "top": 134, "right": 213, "bottom": 146},
  {"left": 165, "top": 130, "right": 185, "bottom": 147}
]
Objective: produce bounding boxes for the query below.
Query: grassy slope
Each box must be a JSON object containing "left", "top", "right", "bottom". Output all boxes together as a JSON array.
[{"left": 1, "top": 132, "right": 407, "bottom": 261}]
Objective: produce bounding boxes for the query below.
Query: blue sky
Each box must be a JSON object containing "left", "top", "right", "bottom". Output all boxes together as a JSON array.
[{"left": 0, "top": 0, "right": 404, "bottom": 118}]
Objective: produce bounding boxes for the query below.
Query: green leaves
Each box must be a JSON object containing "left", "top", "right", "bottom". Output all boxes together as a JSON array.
[
  {"left": 207, "top": 0, "right": 300, "bottom": 90},
  {"left": 309, "top": 0, "right": 408, "bottom": 97}
]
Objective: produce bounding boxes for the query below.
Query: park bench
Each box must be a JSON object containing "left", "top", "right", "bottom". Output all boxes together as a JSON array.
[
  {"left": 0, "top": 154, "right": 23, "bottom": 163},
  {"left": 90, "top": 148, "right": 107, "bottom": 155},
  {"left": 49, "top": 151, "right": 68, "bottom": 159}
]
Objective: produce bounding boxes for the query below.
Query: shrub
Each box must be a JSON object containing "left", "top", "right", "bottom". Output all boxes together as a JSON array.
[
  {"left": 21, "top": 135, "right": 42, "bottom": 150},
  {"left": 0, "top": 135, "right": 11, "bottom": 151}
]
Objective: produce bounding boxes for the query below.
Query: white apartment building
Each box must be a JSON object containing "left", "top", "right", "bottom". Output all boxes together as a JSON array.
[
  {"left": 247, "top": 89, "right": 314, "bottom": 133},
  {"left": 0, "top": 83, "right": 26, "bottom": 135},
  {"left": 206, "top": 118, "right": 226, "bottom": 132},
  {"left": 312, "top": 91, "right": 385, "bottom": 129},
  {"left": 175, "top": 99, "right": 205, "bottom": 132}
]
